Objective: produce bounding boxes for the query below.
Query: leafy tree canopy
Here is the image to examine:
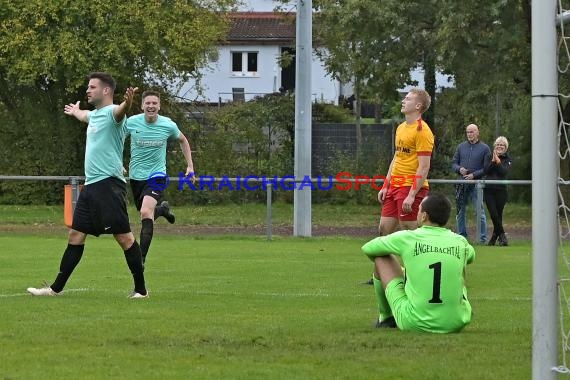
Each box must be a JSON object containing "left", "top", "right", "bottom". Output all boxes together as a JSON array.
[
  {"left": 0, "top": 0, "right": 234, "bottom": 91},
  {"left": 0, "top": 0, "right": 235, "bottom": 204}
]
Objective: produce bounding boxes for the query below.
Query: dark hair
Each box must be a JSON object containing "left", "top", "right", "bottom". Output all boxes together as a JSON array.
[
  {"left": 87, "top": 72, "right": 116, "bottom": 92},
  {"left": 422, "top": 192, "right": 451, "bottom": 226},
  {"left": 142, "top": 90, "right": 161, "bottom": 100}
]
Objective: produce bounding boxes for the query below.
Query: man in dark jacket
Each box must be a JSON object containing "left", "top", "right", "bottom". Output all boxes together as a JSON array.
[{"left": 451, "top": 124, "right": 491, "bottom": 243}]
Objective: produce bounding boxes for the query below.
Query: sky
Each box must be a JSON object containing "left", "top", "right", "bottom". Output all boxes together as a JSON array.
[{"left": 238, "top": 0, "right": 288, "bottom": 11}]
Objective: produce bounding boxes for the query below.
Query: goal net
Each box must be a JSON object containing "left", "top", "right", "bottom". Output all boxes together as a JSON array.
[{"left": 556, "top": 0, "right": 570, "bottom": 374}]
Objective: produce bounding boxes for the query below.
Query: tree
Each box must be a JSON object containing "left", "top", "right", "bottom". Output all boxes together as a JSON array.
[
  {"left": 311, "top": 0, "right": 442, "bottom": 167},
  {"left": 312, "top": 0, "right": 533, "bottom": 188},
  {"left": 313, "top": 0, "right": 418, "bottom": 104},
  {"left": 434, "top": 0, "right": 531, "bottom": 187},
  {"left": 0, "top": 0, "right": 234, "bottom": 203},
  {"left": 311, "top": 0, "right": 412, "bottom": 159}
]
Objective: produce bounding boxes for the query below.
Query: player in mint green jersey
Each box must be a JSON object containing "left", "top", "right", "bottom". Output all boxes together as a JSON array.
[
  {"left": 27, "top": 72, "right": 148, "bottom": 299},
  {"left": 125, "top": 90, "right": 195, "bottom": 264},
  {"left": 362, "top": 192, "right": 475, "bottom": 333}
]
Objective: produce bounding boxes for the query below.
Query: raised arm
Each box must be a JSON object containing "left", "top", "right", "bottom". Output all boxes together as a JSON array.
[
  {"left": 63, "top": 101, "right": 90, "bottom": 123},
  {"left": 495, "top": 155, "right": 513, "bottom": 177},
  {"left": 113, "top": 87, "right": 138, "bottom": 123}
]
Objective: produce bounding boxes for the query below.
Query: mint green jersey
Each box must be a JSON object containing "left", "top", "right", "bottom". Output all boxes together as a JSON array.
[
  {"left": 84, "top": 105, "right": 127, "bottom": 185},
  {"left": 362, "top": 225, "right": 475, "bottom": 333},
  {"left": 125, "top": 114, "right": 181, "bottom": 181}
]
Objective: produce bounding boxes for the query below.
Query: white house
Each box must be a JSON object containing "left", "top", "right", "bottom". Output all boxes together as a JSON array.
[
  {"left": 234, "top": 0, "right": 455, "bottom": 92},
  {"left": 175, "top": 5, "right": 453, "bottom": 107},
  {"left": 176, "top": 12, "right": 342, "bottom": 105}
]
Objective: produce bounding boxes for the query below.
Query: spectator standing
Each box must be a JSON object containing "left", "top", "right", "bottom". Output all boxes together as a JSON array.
[
  {"left": 484, "top": 136, "right": 513, "bottom": 246},
  {"left": 451, "top": 124, "right": 491, "bottom": 243}
]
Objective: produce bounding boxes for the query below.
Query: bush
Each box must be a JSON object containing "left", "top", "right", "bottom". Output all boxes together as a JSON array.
[
  {"left": 172, "top": 94, "right": 356, "bottom": 204},
  {"left": 312, "top": 102, "right": 352, "bottom": 123}
]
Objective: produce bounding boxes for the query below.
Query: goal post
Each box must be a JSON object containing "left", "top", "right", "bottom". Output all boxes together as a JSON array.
[{"left": 532, "top": 1, "right": 559, "bottom": 379}]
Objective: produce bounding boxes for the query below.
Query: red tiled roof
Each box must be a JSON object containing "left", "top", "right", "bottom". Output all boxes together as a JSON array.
[{"left": 227, "top": 12, "right": 295, "bottom": 42}]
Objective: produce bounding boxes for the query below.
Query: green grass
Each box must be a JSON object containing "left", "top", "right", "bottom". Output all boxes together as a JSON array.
[
  {"left": 0, "top": 202, "right": 532, "bottom": 229},
  {"left": 0, "top": 234, "right": 533, "bottom": 379}
]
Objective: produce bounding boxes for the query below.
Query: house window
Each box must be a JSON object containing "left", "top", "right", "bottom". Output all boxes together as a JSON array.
[{"left": 231, "top": 52, "right": 258, "bottom": 76}]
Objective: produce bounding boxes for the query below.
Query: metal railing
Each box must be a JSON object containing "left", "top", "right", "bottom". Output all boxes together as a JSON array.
[{"left": 0, "top": 175, "right": 532, "bottom": 241}]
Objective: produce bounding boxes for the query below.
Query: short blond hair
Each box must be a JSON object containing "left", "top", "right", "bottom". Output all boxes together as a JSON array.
[
  {"left": 494, "top": 136, "right": 509, "bottom": 150},
  {"left": 409, "top": 88, "right": 431, "bottom": 114}
]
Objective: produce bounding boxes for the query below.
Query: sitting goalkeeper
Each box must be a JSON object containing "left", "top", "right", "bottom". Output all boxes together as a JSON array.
[{"left": 362, "top": 192, "right": 475, "bottom": 333}]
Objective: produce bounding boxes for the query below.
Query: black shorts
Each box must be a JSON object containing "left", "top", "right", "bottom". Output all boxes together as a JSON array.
[
  {"left": 72, "top": 177, "right": 131, "bottom": 237},
  {"left": 130, "top": 179, "right": 164, "bottom": 211}
]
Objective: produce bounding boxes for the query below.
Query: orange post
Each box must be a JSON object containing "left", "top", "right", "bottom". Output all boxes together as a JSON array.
[{"left": 64, "top": 184, "right": 82, "bottom": 228}]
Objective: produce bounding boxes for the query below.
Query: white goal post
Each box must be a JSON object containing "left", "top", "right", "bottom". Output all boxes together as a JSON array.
[{"left": 533, "top": 1, "right": 567, "bottom": 379}]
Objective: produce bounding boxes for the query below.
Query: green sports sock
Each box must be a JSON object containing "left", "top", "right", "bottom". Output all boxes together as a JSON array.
[{"left": 373, "top": 274, "right": 392, "bottom": 321}]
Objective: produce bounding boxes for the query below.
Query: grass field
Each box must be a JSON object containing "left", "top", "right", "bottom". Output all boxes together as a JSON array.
[
  {"left": 0, "top": 201, "right": 533, "bottom": 229},
  {"left": 0, "top": 233, "right": 532, "bottom": 379}
]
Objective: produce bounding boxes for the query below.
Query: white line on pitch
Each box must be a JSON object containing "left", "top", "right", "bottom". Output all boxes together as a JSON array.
[{"left": 0, "top": 288, "right": 91, "bottom": 298}]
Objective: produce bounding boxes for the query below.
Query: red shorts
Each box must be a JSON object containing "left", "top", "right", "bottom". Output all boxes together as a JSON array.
[{"left": 381, "top": 187, "right": 429, "bottom": 221}]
